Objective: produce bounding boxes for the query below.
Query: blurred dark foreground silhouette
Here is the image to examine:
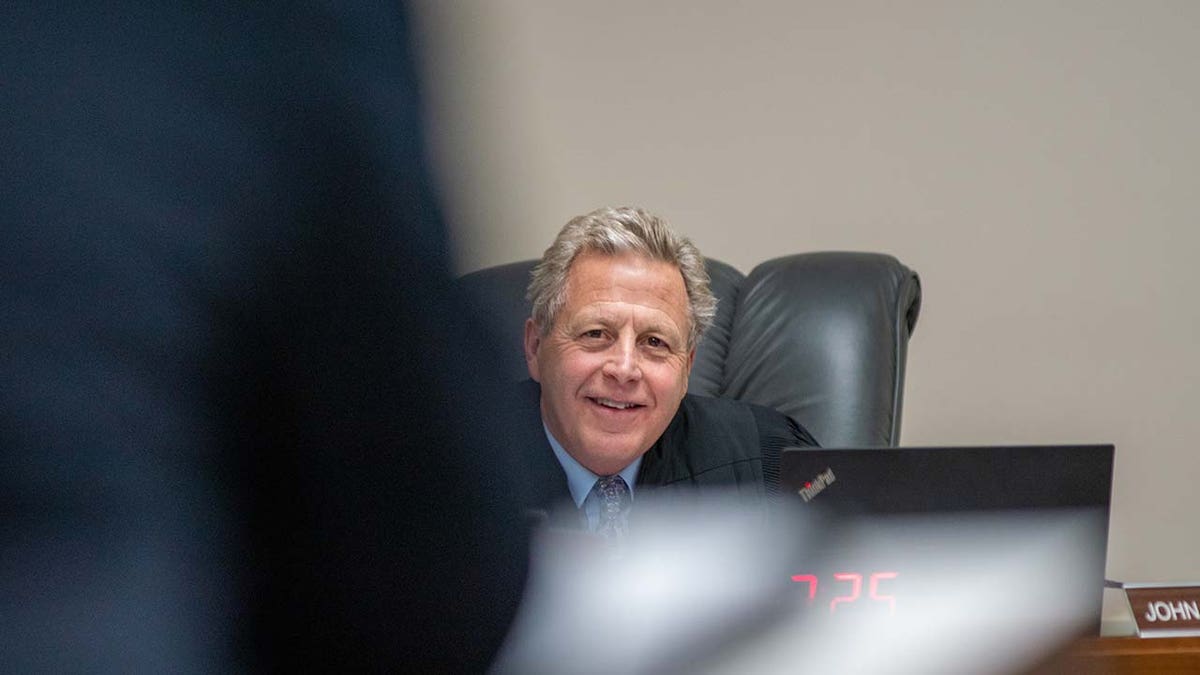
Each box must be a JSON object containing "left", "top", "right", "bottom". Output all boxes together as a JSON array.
[{"left": 2, "top": 2, "right": 527, "bottom": 671}]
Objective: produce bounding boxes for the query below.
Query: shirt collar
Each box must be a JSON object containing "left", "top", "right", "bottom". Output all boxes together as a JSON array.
[{"left": 543, "top": 423, "right": 641, "bottom": 507}]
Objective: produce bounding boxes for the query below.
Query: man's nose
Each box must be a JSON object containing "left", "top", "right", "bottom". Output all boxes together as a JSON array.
[{"left": 602, "top": 336, "right": 642, "bottom": 382}]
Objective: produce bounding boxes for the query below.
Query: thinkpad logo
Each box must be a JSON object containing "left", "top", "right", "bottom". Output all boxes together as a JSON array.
[{"left": 797, "top": 467, "right": 836, "bottom": 502}]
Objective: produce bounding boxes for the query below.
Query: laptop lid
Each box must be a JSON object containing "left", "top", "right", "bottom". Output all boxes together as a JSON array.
[
  {"left": 781, "top": 444, "right": 1114, "bottom": 515},
  {"left": 777, "top": 444, "right": 1115, "bottom": 640}
]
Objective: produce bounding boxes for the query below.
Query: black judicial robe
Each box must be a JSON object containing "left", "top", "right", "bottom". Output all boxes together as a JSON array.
[{"left": 512, "top": 380, "right": 819, "bottom": 520}]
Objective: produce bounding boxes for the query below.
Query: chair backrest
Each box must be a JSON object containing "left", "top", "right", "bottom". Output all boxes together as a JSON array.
[{"left": 458, "top": 252, "right": 921, "bottom": 447}]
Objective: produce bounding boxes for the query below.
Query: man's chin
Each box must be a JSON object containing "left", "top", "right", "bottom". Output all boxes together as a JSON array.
[{"left": 576, "top": 440, "right": 646, "bottom": 476}]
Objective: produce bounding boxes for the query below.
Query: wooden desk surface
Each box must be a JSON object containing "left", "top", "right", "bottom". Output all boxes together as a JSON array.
[{"left": 1034, "top": 636, "right": 1200, "bottom": 674}]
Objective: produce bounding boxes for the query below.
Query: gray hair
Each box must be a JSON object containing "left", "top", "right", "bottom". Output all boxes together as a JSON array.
[{"left": 527, "top": 206, "right": 717, "bottom": 350}]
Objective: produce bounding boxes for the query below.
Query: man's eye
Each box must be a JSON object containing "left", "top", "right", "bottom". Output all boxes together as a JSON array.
[
  {"left": 646, "top": 336, "right": 669, "bottom": 349},
  {"left": 581, "top": 329, "right": 604, "bottom": 339}
]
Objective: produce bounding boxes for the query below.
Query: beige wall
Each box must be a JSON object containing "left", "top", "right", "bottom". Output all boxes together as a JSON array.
[{"left": 413, "top": 0, "right": 1200, "bottom": 615}]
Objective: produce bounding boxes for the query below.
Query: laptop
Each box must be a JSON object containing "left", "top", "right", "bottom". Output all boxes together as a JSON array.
[{"left": 776, "top": 445, "right": 1115, "bottom": 640}]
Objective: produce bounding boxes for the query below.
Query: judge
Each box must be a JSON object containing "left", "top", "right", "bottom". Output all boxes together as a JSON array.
[{"left": 516, "top": 207, "right": 818, "bottom": 534}]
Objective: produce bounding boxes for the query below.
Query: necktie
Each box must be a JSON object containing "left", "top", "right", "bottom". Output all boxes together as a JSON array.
[{"left": 589, "top": 474, "right": 632, "bottom": 543}]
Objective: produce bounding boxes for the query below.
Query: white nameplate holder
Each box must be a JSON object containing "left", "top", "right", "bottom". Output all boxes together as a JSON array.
[{"left": 1109, "top": 580, "right": 1200, "bottom": 638}]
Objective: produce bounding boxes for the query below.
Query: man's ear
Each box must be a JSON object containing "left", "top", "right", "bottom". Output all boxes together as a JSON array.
[
  {"left": 523, "top": 318, "right": 542, "bottom": 382},
  {"left": 686, "top": 346, "right": 696, "bottom": 374}
]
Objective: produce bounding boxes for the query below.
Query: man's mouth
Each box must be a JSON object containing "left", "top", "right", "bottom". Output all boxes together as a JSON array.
[{"left": 589, "top": 396, "right": 644, "bottom": 411}]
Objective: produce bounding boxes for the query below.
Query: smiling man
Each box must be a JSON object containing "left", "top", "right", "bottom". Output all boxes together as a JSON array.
[{"left": 520, "top": 207, "right": 818, "bottom": 535}]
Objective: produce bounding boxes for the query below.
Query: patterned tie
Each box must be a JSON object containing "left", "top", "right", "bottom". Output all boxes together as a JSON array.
[{"left": 589, "top": 474, "right": 632, "bottom": 543}]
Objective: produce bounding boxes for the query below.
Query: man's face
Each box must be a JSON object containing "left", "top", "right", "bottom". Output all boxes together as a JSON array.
[{"left": 525, "top": 251, "right": 695, "bottom": 476}]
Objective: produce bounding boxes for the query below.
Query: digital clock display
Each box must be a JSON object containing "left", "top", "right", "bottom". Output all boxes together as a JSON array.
[
  {"left": 791, "top": 571, "right": 900, "bottom": 614},
  {"left": 772, "top": 508, "right": 1108, "bottom": 630}
]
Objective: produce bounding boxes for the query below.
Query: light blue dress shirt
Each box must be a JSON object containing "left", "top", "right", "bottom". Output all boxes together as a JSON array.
[{"left": 543, "top": 423, "right": 641, "bottom": 530}]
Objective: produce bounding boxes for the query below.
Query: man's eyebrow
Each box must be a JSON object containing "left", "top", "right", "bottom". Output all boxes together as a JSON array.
[
  {"left": 637, "top": 318, "right": 684, "bottom": 340},
  {"left": 570, "top": 308, "right": 684, "bottom": 338}
]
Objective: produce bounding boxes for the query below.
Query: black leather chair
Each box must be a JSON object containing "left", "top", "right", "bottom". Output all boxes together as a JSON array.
[{"left": 459, "top": 252, "right": 921, "bottom": 447}]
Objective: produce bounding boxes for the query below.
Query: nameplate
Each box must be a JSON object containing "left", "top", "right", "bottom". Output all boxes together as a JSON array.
[{"left": 1122, "top": 583, "right": 1200, "bottom": 637}]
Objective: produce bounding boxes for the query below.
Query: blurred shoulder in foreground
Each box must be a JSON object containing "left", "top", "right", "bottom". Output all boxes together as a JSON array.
[{"left": 1, "top": 2, "right": 527, "bottom": 671}]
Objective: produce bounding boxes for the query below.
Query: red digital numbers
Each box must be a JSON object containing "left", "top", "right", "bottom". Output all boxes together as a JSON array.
[
  {"left": 868, "top": 571, "right": 898, "bottom": 613},
  {"left": 790, "top": 574, "right": 818, "bottom": 600},
  {"left": 829, "top": 572, "right": 863, "bottom": 611},
  {"left": 790, "top": 571, "right": 899, "bottom": 614}
]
